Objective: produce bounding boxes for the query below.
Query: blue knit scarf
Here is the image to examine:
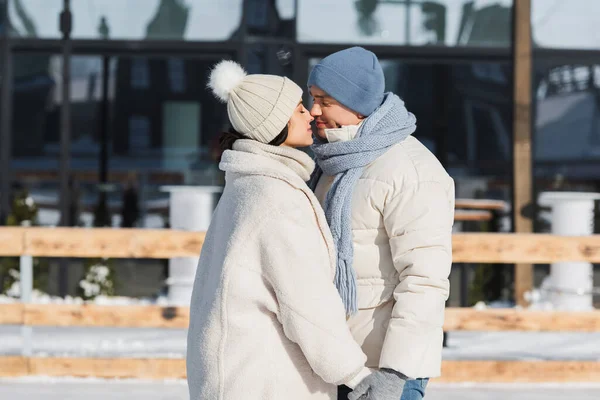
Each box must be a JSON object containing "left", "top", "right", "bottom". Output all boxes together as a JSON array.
[{"left": 308, "top": 93, "right": 417, "bottom": 315}]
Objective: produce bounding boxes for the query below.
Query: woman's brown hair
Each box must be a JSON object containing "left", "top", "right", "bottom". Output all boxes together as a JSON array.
[{"left": 219, "top": 125, "right": 289, "bottom": 152}]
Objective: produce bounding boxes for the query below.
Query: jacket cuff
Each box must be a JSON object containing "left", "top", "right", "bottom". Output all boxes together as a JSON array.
[
  {"left": 379, "top": 327, "right": 443, "bottom": 379},
  {"left": 344, "top": 367, "right": 372, "bottom": 389}
]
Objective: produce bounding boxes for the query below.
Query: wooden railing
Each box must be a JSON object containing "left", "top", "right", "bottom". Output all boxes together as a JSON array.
[
  {"left": 2, "top": 227, "right": 598, "bottom": 263},
  {"left": 1, "top": 227, "right": 600, "bottom": 382}
]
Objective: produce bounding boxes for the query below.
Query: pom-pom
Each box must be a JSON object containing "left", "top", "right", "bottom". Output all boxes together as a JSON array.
[{"left": 207, "top": 60, "right": 247, "bottom": 103}]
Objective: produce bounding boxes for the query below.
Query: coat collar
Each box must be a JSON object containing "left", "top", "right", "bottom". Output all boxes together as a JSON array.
[{"left": 219, "top": 139, "right": 315, "bottom": 187}]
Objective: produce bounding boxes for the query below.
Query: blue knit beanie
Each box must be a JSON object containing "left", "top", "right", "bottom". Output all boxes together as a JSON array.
[{"left": 308, "top": 46, "right": 385, "bottom": 116}]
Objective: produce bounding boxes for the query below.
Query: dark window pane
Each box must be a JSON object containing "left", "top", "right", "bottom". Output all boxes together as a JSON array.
[
  {"left": 167, "top": 58, "right": 186, "bottom": 93},
  {"left": 247, "top": 0, "right": 269, "bottom": 30},
  {"left": 12, "top": 53, "right": 62, "bottom": 226},
  {"left": 534, "top": 62, "right": 600, "bottom": 183},
  {"left": 11, "top": 54, "right": 229, "bottom": 229},
  {"left": 129, "top": 116, "right": 151, "bottom": 150},
  {"left": 130, "top": 58, "right": 150, "bottom": 89},
  {"left": 240, "top": 0, "right": 296, "bottom": 39},
  {"left": 110, "top": 56, "right": 228, "bottom": 228},
  {"left": 246, "top": 44, "right": 294, "bottom": 77}
]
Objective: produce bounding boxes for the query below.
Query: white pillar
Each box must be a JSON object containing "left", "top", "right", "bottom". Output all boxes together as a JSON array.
[
  {"left": 538, "top": 192, "right": 600, "bottom": 311},
  {"left": 161, "top": 186, "right": 222, "bottom": 305},
  {"left": 20, "top": 253, "right": 33, "bottom": 356}
]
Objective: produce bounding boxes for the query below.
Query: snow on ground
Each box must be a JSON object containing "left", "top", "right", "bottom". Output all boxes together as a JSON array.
[
  {"left": 0, "top": 292, "right": 169, "bottom": 305},
  {"left": 0, "top": 326, "right": 186, "bottom": 358},
  {"left": 0, "top": 378, "right": 189, "bottom": 400},
  {"left": 1, "top": 325, "right": 600, "bottom": 399},
  {"left": 444, "top": 331, "right": 600, "bottom": 361},
  {"left": 2, "top": 326, "right": 600, "bottom": 361},
  {"left": 426, "top": 383, "right": 600, "bottom": 400},
  {"left": 2, "top": 326, "right": 600, "bottom": 399},
  {"left": 1, "top": 379, "right": 600, "bottom": 400},
  {"left": 2, "top": 295, "right": 599, "bottom": 398}
]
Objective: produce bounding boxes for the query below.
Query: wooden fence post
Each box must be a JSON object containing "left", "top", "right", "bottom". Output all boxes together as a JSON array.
[{"left": 512, "top": 0, "right": 534, "bottom": 307}]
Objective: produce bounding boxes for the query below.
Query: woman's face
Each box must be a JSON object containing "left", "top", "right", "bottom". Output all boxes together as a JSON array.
[{"left": 282, "top": 102, "right": 314, "bottom": 148}]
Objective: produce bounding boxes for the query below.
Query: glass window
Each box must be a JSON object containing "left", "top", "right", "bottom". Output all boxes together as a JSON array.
[
  {"left": 72, "top": 0, "right": 243, "bottom": 41},
  {"left": 8, "top": 0, "right": 245, "bottom": 41},
  {"left": 307, "top": 57, "right": 513, "bottom": 201},
  {"left": 131, "top": 58, "right": 149, "bottom": 89},
  {"left": 298, "top": 0, "right": 512, "bottom": 47},
  {"left": 249, "top": 44, "right": 294, "bottom": 77},
  {"left": 11, "top": 52, "right": 62, "bottom": 226},
  {"left": 534, "top": 61, "right": 600, "bottom": 185},
  {"left": 11, "top": 53, "right": 229, "bottom": 229},
  {"left": 276, "top": 0, "right": 295, "bottom": 20},
  {"left": 532, "top": 0, "right": 600, "bottom": 49},
  {"left": 533, "top": 60, "right": 600, "bottom": 240},
  {"left": 247, "top": 0, "right": 269, "bottom": 30},
  {"left": 8, "top": 0, "right": 63, "bottom": 38},
  {"left": 129, "top": 116, "right": 151, "bottom": 149},
  {"left": 97, "top": 55, "right": 228, "bottom": 229},
  {"left": 0, "top": 0, "right": 7, "bottom": 37},
  {"left": 244, "top": 0, "right": 296, "bottom": 38},
  {"left": 167, "top": 58, "right": 186, "bottom": 93}
]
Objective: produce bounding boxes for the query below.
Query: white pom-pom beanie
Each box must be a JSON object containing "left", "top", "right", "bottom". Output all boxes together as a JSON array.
[{"left": 208, "top": 60, "right": 303, "bottom": 144}]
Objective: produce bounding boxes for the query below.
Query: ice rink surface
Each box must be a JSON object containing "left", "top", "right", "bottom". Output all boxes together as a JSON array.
[
  {"left": 2, "top": 326, "right": 600, "bottom": 399},
  {"left": 2, "top": 379, "right": 600, "bottom": 400}
]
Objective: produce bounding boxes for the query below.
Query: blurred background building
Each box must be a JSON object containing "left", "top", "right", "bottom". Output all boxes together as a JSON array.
[{"left": 0, "top": 0, "right": 598, "bottom": 300}]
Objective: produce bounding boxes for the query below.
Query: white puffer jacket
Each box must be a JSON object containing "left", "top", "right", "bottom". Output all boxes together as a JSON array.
[
  {"left": 314, "top": 132, "right": 455, "bottom": 379},
  {"left": 186, "top": 140, "right": 370, "bottom": 400}
]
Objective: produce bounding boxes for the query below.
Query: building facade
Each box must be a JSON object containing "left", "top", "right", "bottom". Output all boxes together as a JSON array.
[{"left": 0, "top": 0, "right": 598, "bottom": 232}]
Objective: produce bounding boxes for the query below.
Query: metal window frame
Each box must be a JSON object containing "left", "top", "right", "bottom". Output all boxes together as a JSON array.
[
  {"left": 0, "top": 0, "right": 11, "bottom": 222},
  {"left": 10, "top": 38, "right": 240, "bottom": 56},
  {"left": 534, "top": 48, "right": 600, "bottom": 66},
  {"left": 296, "top": 43, "right": 511, "bottom": 62}
]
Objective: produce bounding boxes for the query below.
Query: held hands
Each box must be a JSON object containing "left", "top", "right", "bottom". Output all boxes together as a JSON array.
[{"left": 348, "top": 368, "right": 406, "bottom": 400}]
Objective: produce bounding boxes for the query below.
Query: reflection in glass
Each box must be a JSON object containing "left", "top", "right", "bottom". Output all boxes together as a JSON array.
[
  {"left": 241, "top": 0, "right": 296, "bottom": 38},
  {"left": 11, "top": 54, "right": 229, "bottom": 228},
  {"left": 72, "top": 0, "right": 244, "bottom": 41},
  {"left": 12, "top": 53, "right": 62, "bottom": 226},
  {"left": 109, "top": 56, "right": 228, "bottom": 228},
  {"left": 534, "top": 63, "right": 600, "bottom": 182},
  {"left": 8, "top": 0, "right": 245, "bottom": 41},
  {"left": 131, "top": 58, "right": 150, "bottom": 89},
  {"left": 532, "top": 0, "right": 600, "bottom": 49},
  {"left": 276, "top": 0, "right": 296, "bottom": 20},
  {"left": 308, "top": 57, "right": 512, "bottom": 200},
  {"left": 8, "top": 0, "right": 63, "bottom": 38},
  {"left": 298, "top": 0, "right": 512, "bottom": 47}
]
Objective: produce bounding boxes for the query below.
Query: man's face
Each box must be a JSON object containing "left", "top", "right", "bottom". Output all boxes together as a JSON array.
[{"left": 309, "top": 86, "right": 363, "bottom": 139}]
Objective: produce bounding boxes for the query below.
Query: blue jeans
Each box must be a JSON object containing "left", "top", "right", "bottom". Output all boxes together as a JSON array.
[
  {"left": 338, "top": 378, "right": 429, "bottom": 400},
  {"left": 400, "top": 378, "right": 428, "bottom": 400}
]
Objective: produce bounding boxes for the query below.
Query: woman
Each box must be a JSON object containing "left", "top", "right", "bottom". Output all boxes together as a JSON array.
[{"left": 186, "top": 61, "right": 371, "bottom": 400}]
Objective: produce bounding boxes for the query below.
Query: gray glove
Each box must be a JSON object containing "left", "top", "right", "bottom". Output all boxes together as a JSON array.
[{"left": 347, "top": 368, "right": 406, "bottom": 400}]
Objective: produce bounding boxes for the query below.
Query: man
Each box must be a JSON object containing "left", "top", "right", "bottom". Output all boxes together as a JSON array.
[{"left": 307, "top": 47, "right": 454, "bottom": 400}]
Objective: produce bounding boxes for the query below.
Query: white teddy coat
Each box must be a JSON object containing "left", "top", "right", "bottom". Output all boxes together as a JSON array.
[{"left": 186, "top": 140, "right": 370, "bottom": 400}]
